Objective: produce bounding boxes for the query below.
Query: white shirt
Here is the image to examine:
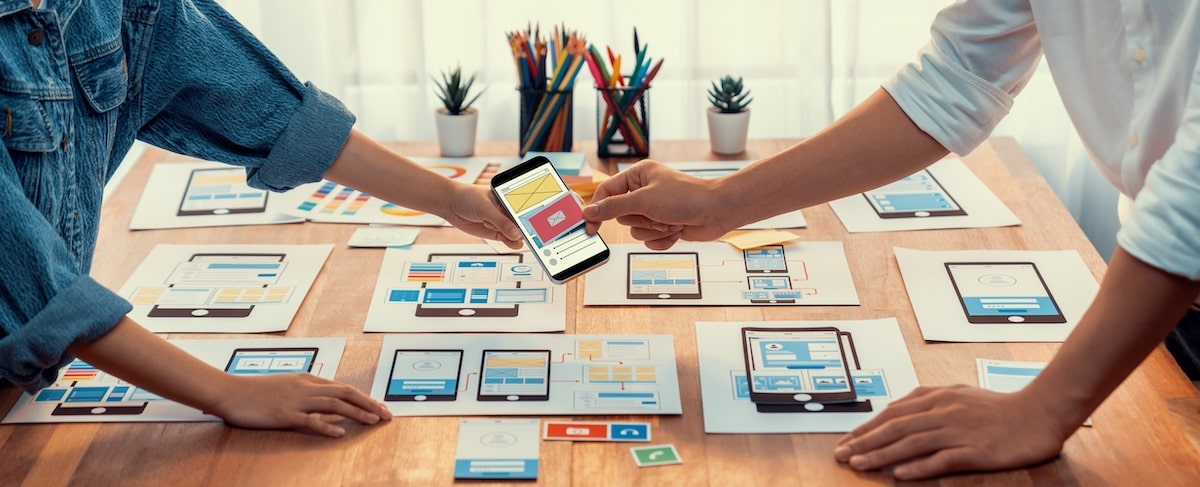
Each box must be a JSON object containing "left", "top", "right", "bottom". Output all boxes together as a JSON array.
[{"left": 884, "top": 0, "right": 1200, "bottom": 280}]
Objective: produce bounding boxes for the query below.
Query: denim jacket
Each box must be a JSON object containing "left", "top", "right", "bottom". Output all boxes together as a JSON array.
[{"left": 0, "top": 0, "right": 354, "bottom": 392}]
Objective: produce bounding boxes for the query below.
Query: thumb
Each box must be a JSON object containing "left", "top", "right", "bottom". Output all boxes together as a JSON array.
[{"left": 583, "top": 191, "right": 644, "bottom": 223}]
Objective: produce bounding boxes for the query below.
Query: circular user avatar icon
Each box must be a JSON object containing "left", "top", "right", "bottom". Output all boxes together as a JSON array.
[
  {"left": 412, "top": 360, "right": 441, "bottom": 371},
  {"left": 765, "top": 343, "right": 784, "bottom": 351},
  {"left": 481, "top": 432, "right": 518, "bottom": 447},
  {"left": 978, "top": 273, "right": 1018, "bottom": 287}
]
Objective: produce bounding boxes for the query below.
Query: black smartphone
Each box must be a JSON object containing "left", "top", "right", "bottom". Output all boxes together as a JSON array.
[
  {"left": 224, "top": 347, "right": 318, "bottom": 375},
  {"left": 148, "top": 253, "right": 287, "bottom": 318},
  {"left": 862, "top": 168, "right": 967, "bottom": 218},
  {"left": 491, "top": 156, "right": 609, "bottom": 284},
  {"left": 177, "top": 167, "right": 269, "bottom": 216},
  {"left": 945, "top": 262, "right": 1067, "bottom": 323},
  {"left": 626, "top": 252, "right": 702, "bottom": 300},
  {"left": 413, "top": 253, "right": 525, "bottom": 317},
  {"left": 385, "top": 349, "right": 464, "bottom": 402},
  {"left": 741, "top": 327, "right": 858, "bottom": 404},
  {"left": 477, "top": 350, "right": 551, "bottom": 402}
]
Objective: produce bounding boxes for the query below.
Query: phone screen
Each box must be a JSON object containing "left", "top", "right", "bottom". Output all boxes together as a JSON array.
[
  {"left": 477, "top": 350, "right": 551, "bottom": 401},
  {"left": 385, "top": 350, "right": 464, "bottom": 401},
  {"left": 627, "top": 252, "right": 702, "bottom": 299},
  {"left": 177, "top": 167, "right": 268, "bottom": 216},
  {"left": 491, "top": 157, "right": 609, "bottom": 283},
  {"left": 945, "top": 262, "right": 1066, "bottom": 323},
  {"left": 741, "top": 327, "right": 857, "bottom": 404},
  {"left": 744, "top": 246, "right": 788, "bottom": 273},
  {"left": 224, "top": 348, "right": 317, "bottom": 375},
  {"left": 863, "top": 169, "right": 966, "bottom": 218},
  {"left": 415, "top": 254, "right": 523, "bottom": 317}
]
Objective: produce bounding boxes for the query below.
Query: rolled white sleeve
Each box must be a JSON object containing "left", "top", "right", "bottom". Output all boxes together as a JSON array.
[
  {"left": 1118, "top": 54, "right": 1200, "bottom": 280},
  {"left": 882, "top": 0, "right": 1042, "bottom": 155}
]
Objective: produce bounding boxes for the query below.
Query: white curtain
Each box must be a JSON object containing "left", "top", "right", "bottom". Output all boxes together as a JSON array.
[{"left": 215, "top": 0, "right": 1120, "bottom": 260}]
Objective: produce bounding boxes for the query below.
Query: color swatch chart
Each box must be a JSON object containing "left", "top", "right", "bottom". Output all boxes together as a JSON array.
[{"left": 280, "top": 159, "right": 493, "bottom": 226}]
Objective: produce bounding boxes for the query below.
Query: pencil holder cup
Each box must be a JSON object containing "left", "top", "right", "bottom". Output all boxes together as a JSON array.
[
  {"left": 595, "top": 83, "right": 650, "bottom": 158},
  {"left": 518, "top": 86, "right": 574, "bottom": 156}
]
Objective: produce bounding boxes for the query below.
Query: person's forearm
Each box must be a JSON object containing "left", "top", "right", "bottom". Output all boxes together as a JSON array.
[
  {"left": 713, "top": 89, "right": 949, "bottom": 229},
  {"left": 323, "top": 130, "right": 458, "bottom": 216},
  {"left": 66, "top": 317, "right": 232, "bottom": 414},
  {"left": 1024, "top": 247, "right": 1200, "bottom": 431}
]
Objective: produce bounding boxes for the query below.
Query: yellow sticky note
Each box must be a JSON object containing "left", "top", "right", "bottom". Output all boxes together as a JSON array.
[{"left": 719, "top": 229, "right": 800, "bottom": 250}]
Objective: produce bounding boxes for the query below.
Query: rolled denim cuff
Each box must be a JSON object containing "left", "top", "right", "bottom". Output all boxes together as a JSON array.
[
  {"left": 0, "top": 276, "right": 132, "bottom": 393},
  {"left": 248, "top": 82, "right": 356, "bottom": 192}
]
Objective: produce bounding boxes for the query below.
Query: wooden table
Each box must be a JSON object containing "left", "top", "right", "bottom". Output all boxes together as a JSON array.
[{"left": 3, "top": 138, "right": 1199, "bottom": 485}]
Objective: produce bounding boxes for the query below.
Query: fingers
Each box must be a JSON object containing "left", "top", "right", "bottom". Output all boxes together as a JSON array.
[
  {"left": 838, "top": 386, "right": 941, "bottom": 447},
  {"left": 842, "top": 416, "right": 949, "bottom": 471},
  {"left": 299, "top": 411, "right": 347, "bottom": 438},
  {"left": 891, "top": 448, "right": 974, "bottom": 481},
  {"left": 318, "top": 381, "right": 392, "bottom": 422}
]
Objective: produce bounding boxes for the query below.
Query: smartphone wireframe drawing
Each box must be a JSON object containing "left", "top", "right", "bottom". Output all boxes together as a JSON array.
[
  {"left": 385, "top": 349, "right": 464, "bottom": 402},
  {"left": 862, "top": 168, "right": 967, "bottom": 218},
  {"left": 491, "top": 156, "right": 609, "bottom": 284},
  {"left": 223, "top": 347, "right": 318, "bottom": 375},
  {"left": 414, "top": 253, "right": 524, "bottom": 318},
  {"left": 746, "top": 276, "right": 796, "bottom": 304},
  {"left": 48, "top": 360, "right": 149, "bottom": 416},
  {"left": 744, "top": 245, "right": 788, "bottom": 274},
  {"left": 741, "top": 327, "right": 857, "bottom": 404},
  {"left": 477, "top": 350, "right": 551, "bottom": 402},
  {"left": 945, "top": 262, "right": 1067, "bottom": 324},
  {"left": 755, "top": 331, "right": 876, "bottom": 413},
  {"left": 626, "top": 252, "right": 702, "bottom": 300},
  {"left": 177, "top": 167, "right": 268, "bottom": 216},
  {"left": 148, "top": 253, "right": 286, "bottom": 318}
]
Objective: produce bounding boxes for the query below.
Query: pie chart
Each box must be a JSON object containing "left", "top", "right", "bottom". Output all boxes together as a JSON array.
[{"left": 380, "top": 203, "right": 424, "bottom": 217}]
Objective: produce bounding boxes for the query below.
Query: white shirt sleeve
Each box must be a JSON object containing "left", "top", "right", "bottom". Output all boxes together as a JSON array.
[
  {"left": 882, "top": 0, "right": 1043, "bottom": 155},
  {"left": 1117, "top": 50, "right": 1200, "bottom": 280}
]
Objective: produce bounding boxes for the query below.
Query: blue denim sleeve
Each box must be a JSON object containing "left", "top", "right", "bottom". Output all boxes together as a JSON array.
[
  {"left": 134, "top": 0, "right": 354, "bottom": 192},
  {"left": 0, "top": 151, "right": 133, "bottom": 393}
]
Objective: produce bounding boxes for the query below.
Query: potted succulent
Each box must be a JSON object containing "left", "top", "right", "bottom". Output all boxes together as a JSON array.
[
  {"left": 706, "top": 75, "right": 753, "bottom": 155},
  {"left": 433, "top": 65, "right": 486, "bottom": 157}
]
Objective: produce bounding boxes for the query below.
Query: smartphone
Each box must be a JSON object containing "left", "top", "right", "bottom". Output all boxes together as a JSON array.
[
  {"left": 491, "top": 156, "right": 609, "bottom": 284},
  {"left": 148, "top": 253, "right": 286, "bottom": 318},
  {"left": 223, "top": 348, "right": 318, "bottom": 375},
  {"left": 862, "top": 169, "right": 967, "bottom": 218},
  {"left": 741, "top": 327, "right": 857, "bottom": 404},
  {"left": 415, "top": 253, "right": 523, "bottom": 317},
  {"left": 746, "top": 276, "right": 795, "bottom": 304},
  {"left": 945, "top": 262, "right": 1067, "bottom": 323},
  {"left": 626, "top": 252, "right": 702, "bottom": 300},
  {"left": 177, "top": 167, "right": 269, "bottom": 216},
  {"left": 385, "top": 350, "right": 464, "bottom": 402},
  {"left": 49, "top": 360, "right": 148, "bottom": 416},
  {"left": 477, "top": 350, "right": 551, "bottom": 402},
  {"left": 744, "top": 245, "right": 788, "bottom": 274}
]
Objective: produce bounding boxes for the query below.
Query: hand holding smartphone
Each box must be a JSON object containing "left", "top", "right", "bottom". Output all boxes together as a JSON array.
[{"left": 491, "top": 156, "right": 610, "bottom": 283}]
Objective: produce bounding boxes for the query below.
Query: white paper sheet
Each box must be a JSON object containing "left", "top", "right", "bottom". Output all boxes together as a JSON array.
[
  {"left": 129, "top": 161, "right": 305, "bottom": 230},
  {"left": 369, "top": 334, "right": 682, "bottom": 416},
  {"left": 277, "top": 157, "right": 509, "bottom": 226},
  {"left": 976, "top": 358, "right": 1093, "bottom": 426},
  {"left": 116, "top": 244, "right": 332, "bottom": 333},
  {"left": 2, "top": 337, "right": 345, "bottom": 424},
  {"left": 895, "top": 247, "right": 1099, "bottom": 342},
  {"left": 583, "top": 242, "right": 859, "bottom": 306},
  {"left": 616, "top": 160, "right": 807, "bottom": 229},
  {"left": 828, "top": 159, "right": 1020, "bottom": 233},
  {"left": 364, "top": 245, "right": 566, "bottom": 332},
  {"left": 696, "top": 319, "right": 919, "bottom": 433}
]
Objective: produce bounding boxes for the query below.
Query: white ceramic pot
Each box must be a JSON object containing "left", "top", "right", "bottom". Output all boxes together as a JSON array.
[
  {"left": 435, "top": 108, "right": 478, "bottom": 157},
  {"left": 706, "top": 107, "right": 750, "bottom": 155}
]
